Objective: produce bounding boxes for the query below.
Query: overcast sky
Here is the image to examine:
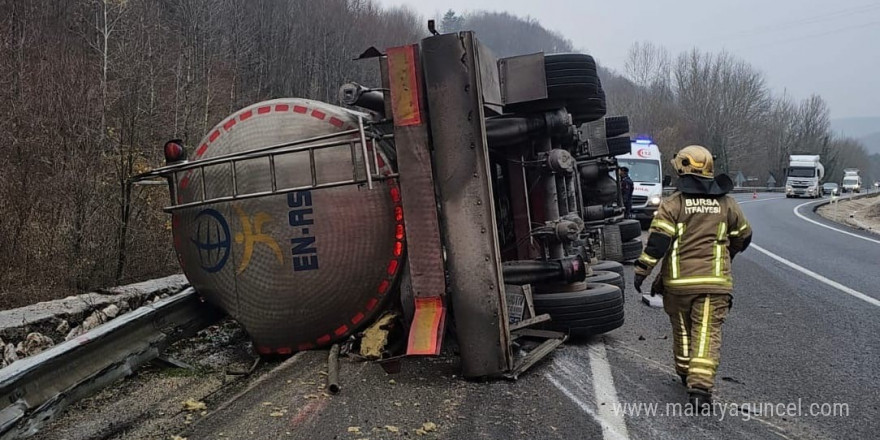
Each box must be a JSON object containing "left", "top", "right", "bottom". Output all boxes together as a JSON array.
[{"left": 379, "top": 0, "right": 880, "bottom": 119}]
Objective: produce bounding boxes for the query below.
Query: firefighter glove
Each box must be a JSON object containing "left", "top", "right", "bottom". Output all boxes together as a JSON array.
[{"left": 633, "top": 273, "right": 646, "bottom": 293}]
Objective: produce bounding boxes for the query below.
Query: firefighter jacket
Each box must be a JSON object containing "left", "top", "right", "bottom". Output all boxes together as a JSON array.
[{"left": 634, "top": 177, "right": 751, "bottom": 295}]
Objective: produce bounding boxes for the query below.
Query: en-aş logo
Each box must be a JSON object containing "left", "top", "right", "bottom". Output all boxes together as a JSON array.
[
  {"left": 637, "top": 148, "right": 652, "bottom": 158},
  {"left": 191, "top": 209, "right": 231, "bottom": 273},
  {"left": 233, "top": 205, "right": 283, "bottom": 274}
]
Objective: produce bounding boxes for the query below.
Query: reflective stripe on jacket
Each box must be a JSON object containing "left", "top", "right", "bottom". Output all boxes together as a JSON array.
[{"left": 635, "top": 192, "right": 751, "bottom": 294}]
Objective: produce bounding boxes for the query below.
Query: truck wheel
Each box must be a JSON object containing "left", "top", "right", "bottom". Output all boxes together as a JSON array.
[
  {"left": 544, "top": 53, "right": 598, "bottom": 69},
  {"left": 586, "top": 270, "right": 624, "bottom": 293},
  {"left": 533, "top": 283, "right": 621, "bottom": 309},
  {"left": 622, "top": 238, "right": 643, "bottom": 261},
  {"left": 606, "top": 135, "right": 632, "bottom": 156},
  {"left": 592, "top": 260, "right": 624, "bottom": 278},
  {"left": 604, "top": 116, "right": 630, "bottom": 138},
  {"left": 602, "top": 223, "right": 624, "bottom": 262},
  {"left": 586, "top": 270, "right": 624, "bottom": 302},
  {"left": 617, "top": 219, "right": 642, "bottom": 242},
  {"left": 534, "top": 283, "right": 624, "bottom": 337}
]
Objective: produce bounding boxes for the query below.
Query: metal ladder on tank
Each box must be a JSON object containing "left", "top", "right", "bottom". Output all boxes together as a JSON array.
[{"left": 131, "top": 116, "right": 395, "bottom": 212}]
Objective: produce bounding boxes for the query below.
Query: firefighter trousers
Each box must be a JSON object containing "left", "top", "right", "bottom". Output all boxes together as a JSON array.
[{"left": 663, "top": 293, "right": 731, "bottom": 391}]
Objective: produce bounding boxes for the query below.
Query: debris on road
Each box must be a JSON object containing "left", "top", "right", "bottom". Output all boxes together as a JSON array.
[
  {"left": 182, "top": 399, "right": 207, "bottom": 411},
  {"left": 414, "top": 421, "right": 437, "bottom": 435},
  {"left": 360, "top": 312, "right": 397, "bottom": 359}
]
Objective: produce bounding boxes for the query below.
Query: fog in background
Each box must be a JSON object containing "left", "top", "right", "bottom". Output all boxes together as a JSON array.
[{"left": 381, "top": 0, "right": 880, "bottom": 121}]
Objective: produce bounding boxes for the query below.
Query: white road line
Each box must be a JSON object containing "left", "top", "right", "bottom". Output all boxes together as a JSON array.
[
  {"left": 793, "top": 200, "right": 880, "bottom": 245},
  {"left": 588, "top": 341, "right": 631, "bottom": 440},
  {"left": 547, "top": 341, "right": 630, "bottom": 440},
  {"left": 751, "top": 244, "right": 880, "bottom": 307}
]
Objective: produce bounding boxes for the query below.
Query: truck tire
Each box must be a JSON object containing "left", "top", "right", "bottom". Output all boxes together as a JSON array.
[
  {"left": 604, "top": 116, "right": 630, "bottom": 138},
  {"left": 544, "top": 53, "right": 598, "bottom": 69},
  {"left": 533, "top": 283, "right": 621, "bottom": 309},
  {"left": 606, "top": 135, "right": 631, "bottom": 156},
  {"left": 592, "top": 260, "right": 624, "bottom": 277},
  {"left": 534, "top": 283, "right": 624, "bottom": 337},
  {"left": 622, "top": 238, "right": 643, "bottom": 261},
  {"left": 602, "top": 223, "right": 624, "bottom": 262},
  {"left": 586, "top": 270, "right": 624, "bottom": 293},
  {"left": 546, "top": 68, "right": 599, "bottom": 79},
  {"left": 616, "top": 219, "right": 642, "bottom": 242},
  {"left": 586, "top": 270, "right": 624, "bottom": 301}
]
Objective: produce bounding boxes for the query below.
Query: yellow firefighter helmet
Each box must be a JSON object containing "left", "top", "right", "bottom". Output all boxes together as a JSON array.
[{"left": 671, "top": 145, "right": 714, "bottom": 178}]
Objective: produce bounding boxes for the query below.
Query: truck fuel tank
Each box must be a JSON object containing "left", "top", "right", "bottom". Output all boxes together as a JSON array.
[{"left": 170, "top": 98, "right": 403, "bottom": 355}]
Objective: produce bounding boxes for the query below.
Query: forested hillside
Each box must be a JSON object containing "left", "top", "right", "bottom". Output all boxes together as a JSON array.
[{"left": 0, "top": 0, "right": 423, "bottom": 307}]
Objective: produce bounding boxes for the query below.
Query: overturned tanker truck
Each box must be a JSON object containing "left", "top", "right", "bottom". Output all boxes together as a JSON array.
[{"left": 132, "top": 30, "right": 633, "bottom": 379}]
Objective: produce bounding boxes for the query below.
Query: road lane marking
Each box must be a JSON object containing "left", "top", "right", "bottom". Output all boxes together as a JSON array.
[
  {"left": 793, "top": 200, "right": 880, "bottom": 245},
  {"left": 751, "top": 244, "right": 880, "bottom": 307},
  {"left": 547, "top": 341, "right": 630, "bottom": 440},
  {"left": 588, "top": 341, "right": 631, "bottom": 440}
]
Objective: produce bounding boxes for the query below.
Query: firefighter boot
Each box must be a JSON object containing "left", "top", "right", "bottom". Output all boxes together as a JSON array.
[{"left": 687, "top": 388, "right": 713, "bottom": 414}]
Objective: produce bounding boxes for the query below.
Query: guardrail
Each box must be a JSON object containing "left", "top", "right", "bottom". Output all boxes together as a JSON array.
[{"left": 0, "top": 288, "right": 222, "bottom": 439}]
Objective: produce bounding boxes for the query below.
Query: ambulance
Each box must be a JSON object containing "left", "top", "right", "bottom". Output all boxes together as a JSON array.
[{"left": 615, "top": 139, "right": 664, "bottom": 228}]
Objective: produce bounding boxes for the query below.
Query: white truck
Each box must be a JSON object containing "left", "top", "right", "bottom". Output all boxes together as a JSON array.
[
  {"left": 785, "top": 155, "right": 824, "bottom": 198},
  {"left": 842, "top": 168, "right": 862, "bottom": 193},
  {"left": 616, "top": 139, "right": 664, "bottom": 228}
]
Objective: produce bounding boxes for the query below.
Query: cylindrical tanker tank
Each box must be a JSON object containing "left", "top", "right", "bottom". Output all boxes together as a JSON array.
[{"left": 170, "top": 98, "right": 403, "bottom": 355}]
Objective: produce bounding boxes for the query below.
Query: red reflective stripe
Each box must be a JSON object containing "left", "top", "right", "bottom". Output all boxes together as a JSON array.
[
  {"left": 240, "top": 110, "right": 253, "bottom": 120},
  {"left": 334, "top": 325, "right": 348, "bottom": 336},
  {"left": 256, "top": 346, "right": 272, "bottom": 355},
  {"left": 257, "top": 106, "right": 271, "bottom": 114},
  {"left": 311, "top": 110, "right": 326, "bottom": 120},
  {"left": 277, "top": 347, "right": 292, "bottom": 355},
  {"left": 390, "top": 187, "right": 401, "bottom": 203},
  {"left": 179, "top": 175, "right": 190, "bottom": 189},
  {"left": 209, "top": 130, "right": 220, "bottom": 142},
  {"left": 275, "top": 104, "right": 289, "bottom": 112},
  {"left": 387, "top": 260, "right": 398, "bottom": 275},
  {"left": 223, "top": 119, "right": 236, "bottom": 130},
  {"left": 293, "top": 106, "right": 307, "bottom": 114},
  {"left": 393, "top": 241, "right": 403, "bottom": 257},
  {"left": 316, "top": 334, "right": 331, "bottom": 345},
  {"left": 407, "top": 297, "right": 445, "bottom": 355},
  {"left": 394, "top": 206, "right": 403, "bottom": 222},
  {"left": 351, "top": 312, "right": 365, "bottom": 324},
  {"left": 378, "top": 279, "right": 390, "bottom": 294},
  {"left": 196, "top": 143, "right": 208, "bottom": 157},
  {"left": 329, "top": 117, "right": 344, "bottom": 127},
  {"left": 366, "top": 297, "right": 378, "bottom": 311},
  {"left": 395, "top": 224, "right": 404, "bottom": 240},
  {"left": 297, "top": 342, "right": 315, "bottom": 351}
]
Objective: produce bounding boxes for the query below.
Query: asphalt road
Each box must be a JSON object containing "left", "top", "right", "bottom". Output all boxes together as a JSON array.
[
  {"left": 176, "top": 193, "right": 879, "bottom": 440},
  {"left": 33, "top": 193, "right": 879, "bottom": 440}
]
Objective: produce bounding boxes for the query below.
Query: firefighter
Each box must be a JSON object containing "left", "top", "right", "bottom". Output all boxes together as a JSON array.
[
  {"left": 631, "top": 145, "right": 751, "bottom": 411},
  {"left": 619, "top": 167, "right": 634, "bottom": 218}
]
